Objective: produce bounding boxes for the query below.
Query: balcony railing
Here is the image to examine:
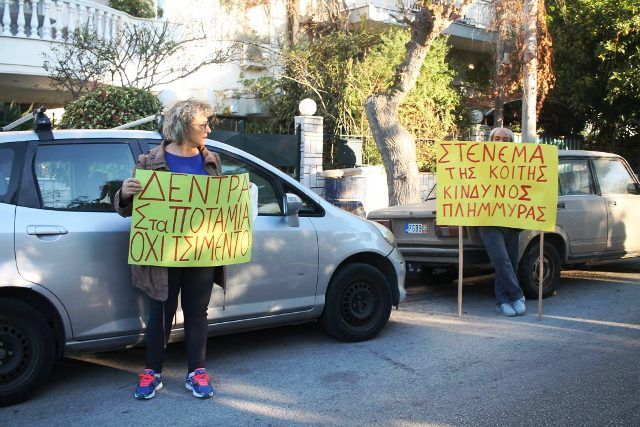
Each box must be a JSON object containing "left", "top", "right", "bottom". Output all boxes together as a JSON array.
[
  {"left": 457, "top": 0, "right": 491, "bottom": 29},
  {"left": 341, "top": 0, "right": 492, "bottom": 29},
  {"left": 0, "top": 0, "right": 154, "bottom": 42}
]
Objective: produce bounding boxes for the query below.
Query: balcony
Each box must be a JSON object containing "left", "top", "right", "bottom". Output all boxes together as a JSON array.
[
  {"left": 0, "top": 0, "right": 159, "bottom": 105},
  {"left": 338, "top": 0, "right": 494, "bottom": 52}
]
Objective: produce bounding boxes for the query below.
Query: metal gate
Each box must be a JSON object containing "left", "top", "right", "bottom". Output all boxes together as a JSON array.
[{"left": 209, "top": 126, "right": 301, "bottom": 179}]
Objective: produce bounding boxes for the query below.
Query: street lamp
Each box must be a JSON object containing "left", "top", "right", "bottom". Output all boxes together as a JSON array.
[{"left": 298, "top": 98, "right": 317, "bottom": 116}]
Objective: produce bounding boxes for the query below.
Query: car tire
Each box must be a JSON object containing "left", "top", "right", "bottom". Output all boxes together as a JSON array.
[
  {"left": 421, "top": 267, "right": 457, "bottom": 286},
  {"left": 518, "top": 241, "right": 561, "bottom": 298},
  {"left": 0, "top": 299, "right": 55, "bottom": 407},
  {"left": 320, "top": 263, "right": 392, "bottom": 342}
]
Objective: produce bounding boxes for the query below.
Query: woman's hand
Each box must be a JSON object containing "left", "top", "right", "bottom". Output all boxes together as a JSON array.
[{"left": 120, "top": 177, "right": 143, "bottom": 201}]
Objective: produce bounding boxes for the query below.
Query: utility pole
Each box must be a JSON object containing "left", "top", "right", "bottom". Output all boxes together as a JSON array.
[{"left": 522, "top": 0, "right": 537, "bottom": 142}]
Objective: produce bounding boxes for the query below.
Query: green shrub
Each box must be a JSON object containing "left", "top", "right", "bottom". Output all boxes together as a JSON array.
[
  {"left": 0, "top": 101, "right": 35, "bottom": 131},
  {"left": 108, "top": 0, "right": 155, "bottom": 18},
  {"left": 59, "top": 86, "right": 160, "bottom": 129}
]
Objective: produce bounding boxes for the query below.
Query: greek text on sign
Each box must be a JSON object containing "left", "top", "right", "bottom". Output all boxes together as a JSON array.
[
  {"left": 128, "top": 170, "right": 253, "bottom": 267},
  {"left": 435, "top": 141, "right": 559, "bottom": 232}
]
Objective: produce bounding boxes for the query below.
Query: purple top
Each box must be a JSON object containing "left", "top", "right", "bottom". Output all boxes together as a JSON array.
[{"left": 165, "top": 151, "right": 207, "bottom": 175}]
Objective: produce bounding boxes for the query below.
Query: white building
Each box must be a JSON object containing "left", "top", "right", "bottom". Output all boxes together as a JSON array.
[
  {"left": 0, "top": 0, "right": 492, "bottom": 114},
  {"left": 0, "top": 0, "right": 288, "bottom": 114}
]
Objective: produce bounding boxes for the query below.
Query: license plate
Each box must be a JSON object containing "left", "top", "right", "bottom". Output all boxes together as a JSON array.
[{"left": 405, "top": 223, "right": 428, "bottom": 234}]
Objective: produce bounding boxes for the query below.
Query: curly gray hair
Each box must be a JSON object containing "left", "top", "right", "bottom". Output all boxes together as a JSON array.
[
  {"left": 162, "top": 99, "right": 213, "bottom": 145},
  {"left": 488, "top": 127, "right": 515, "bottom": 142}
]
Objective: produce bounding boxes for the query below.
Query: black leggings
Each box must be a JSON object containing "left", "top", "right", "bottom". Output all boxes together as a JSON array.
[{"left": 145, "top": 267, "right": 214, "bottom": 374}]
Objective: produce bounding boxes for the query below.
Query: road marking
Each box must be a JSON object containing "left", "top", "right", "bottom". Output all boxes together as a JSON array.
[{"left": 543, "top": 315, "right": 640, "bottom": 330}]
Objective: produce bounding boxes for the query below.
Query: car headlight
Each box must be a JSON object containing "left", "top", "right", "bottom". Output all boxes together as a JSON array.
[{"left": 370, "top": 220, "right": 396, "bottom": 247}]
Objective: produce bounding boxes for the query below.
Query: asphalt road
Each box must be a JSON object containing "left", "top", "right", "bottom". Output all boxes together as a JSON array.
[{"left": 3, "top": 261, "right": 640, "bottom": 426}]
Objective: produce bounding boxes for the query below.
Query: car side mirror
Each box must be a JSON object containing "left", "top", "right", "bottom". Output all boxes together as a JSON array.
[
  {"left": 627, "top": 183, "right": 640, "bottom": 195},
  {"left": 283, "top": 192, "right": 302, "bottom": 227}
]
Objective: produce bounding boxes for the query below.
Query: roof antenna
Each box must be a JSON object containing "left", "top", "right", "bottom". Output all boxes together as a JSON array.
[
  {"left": 0, "top": 107, "right": 51, "bottom": 137},
  {"left": 34, "top": 108, "right": 53, "bottom": 141}
]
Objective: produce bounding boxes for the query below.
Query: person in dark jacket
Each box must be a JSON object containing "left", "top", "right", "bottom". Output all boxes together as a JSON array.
[
  {"left": 115, "top": 99, "right": 222, "bottom": 400},
  {"left": 479, "top": 127, "right": 526, "bottom": 317}
]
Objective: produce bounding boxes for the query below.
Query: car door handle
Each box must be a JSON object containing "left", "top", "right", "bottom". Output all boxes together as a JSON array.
[
  {"left": 608, "top": 201, "right": 617, "bottom": 206},
  {"left": 26, "top": 225, "right": 68, "bottom": 235},
  {"left": 557, "top": 202, "right": 565, "bottom": 209}
]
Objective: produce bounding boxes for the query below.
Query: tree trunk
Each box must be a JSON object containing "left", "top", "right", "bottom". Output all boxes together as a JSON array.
[
  {"left": 364, "top": 8, "right": 437, "bottom": 206},
  {"left": 365, "top": 19, "right": 434, "bottom": 204},
  {"left": 495, "top": 95, "right": 504, "bottom": 128},
  {"left": 286, "top": 0, "right": 300, "bottom": 47},
  {"left": 522, "top": 0, "right": 538, "bottom": 142},
  {"left": 364, "top": 3, "right": 473, "bottom": 206},
  {"left": 494, "top": 32, "right": 505, "bottom": 127},
  {"left": 365, "top": 94, "right": 422, "bottom": 205}
]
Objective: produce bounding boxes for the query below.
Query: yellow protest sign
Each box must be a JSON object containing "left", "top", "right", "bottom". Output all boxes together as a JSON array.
[
  {"left": 436, "top": 141, "right": 558, "bottom": 232},
  {"left": 128, "top": 170, "right": 252, "bottom": 266}
]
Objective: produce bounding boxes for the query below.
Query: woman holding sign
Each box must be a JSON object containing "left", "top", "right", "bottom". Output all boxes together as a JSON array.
[
  {"left": 480, "top": 127, "right": 527, "bottom": 317},
  {"left": 115, "top": 99, "right": 222, "bottom": 400}
]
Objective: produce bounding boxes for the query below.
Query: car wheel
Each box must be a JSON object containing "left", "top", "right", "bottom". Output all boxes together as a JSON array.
[
  {"left": 0, "top": 299, "right": 55, "bottom": 407},
  {"left": 421, "top": 267, "right": 457, "bottom": 285},
  {"left": 320, "top": 263, "right": 392, "bottom": 342},
  {"left": 518, "top": 241, "right": 561, "bottom": 298}
]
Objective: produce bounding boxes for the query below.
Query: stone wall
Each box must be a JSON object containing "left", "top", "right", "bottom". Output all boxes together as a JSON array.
[{"left": 296, "top": 113, "right": 437, "bottom": 215}]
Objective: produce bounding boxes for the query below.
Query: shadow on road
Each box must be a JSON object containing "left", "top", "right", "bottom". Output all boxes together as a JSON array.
[{"left": 5, "top": 259, "right": 639, "bottom": 426}]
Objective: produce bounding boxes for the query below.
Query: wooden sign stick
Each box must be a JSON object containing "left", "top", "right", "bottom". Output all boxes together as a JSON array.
[
  {"left": 458, "top": 225, "right": 464, "bottom": 317},
  {"left": 538, "top": 232, "right": 544, "bottom": 320}
]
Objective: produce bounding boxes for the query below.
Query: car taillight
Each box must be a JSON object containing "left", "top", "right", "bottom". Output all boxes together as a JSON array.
[
  {"left": 434, "top": 225, "right": 466, "bottom": 237},
  {"left": 374, "top": 219, "right": 392, "bottom": 232}
]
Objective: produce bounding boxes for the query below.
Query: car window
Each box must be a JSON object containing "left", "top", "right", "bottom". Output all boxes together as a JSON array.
[
  {"left": 146, "top": 142, "right": 283, "bottom": 215},
  {"left": 558, "top": 159, "right": 595, "bottom": 195},
  {"left": 217, "top": 152, "right": 283, "bottom": 215},
  {"left": 0, "top": 147, "right": 14, "bottom": 198},
  {"left": 34, "top": 143, "right": 135, "bottom": 211},
  {"left": 282, "top": 182, "right": 324, "bottom": 216},
  {"left": 593, "top": 158, "right": 635, "bottom": 195}
]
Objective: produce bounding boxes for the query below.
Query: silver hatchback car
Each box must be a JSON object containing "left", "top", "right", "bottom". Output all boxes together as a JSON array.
[{"left": 0, "top": 128, "right": 406, "bottom": 405}]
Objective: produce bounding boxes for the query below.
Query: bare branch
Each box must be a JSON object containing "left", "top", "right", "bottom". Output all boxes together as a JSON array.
[
  {"left": 43, "top": 20, "right": 239, "bottom": 100},
  {"left": 277, "top": 73, "right": 332, "bottom": 119}
]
